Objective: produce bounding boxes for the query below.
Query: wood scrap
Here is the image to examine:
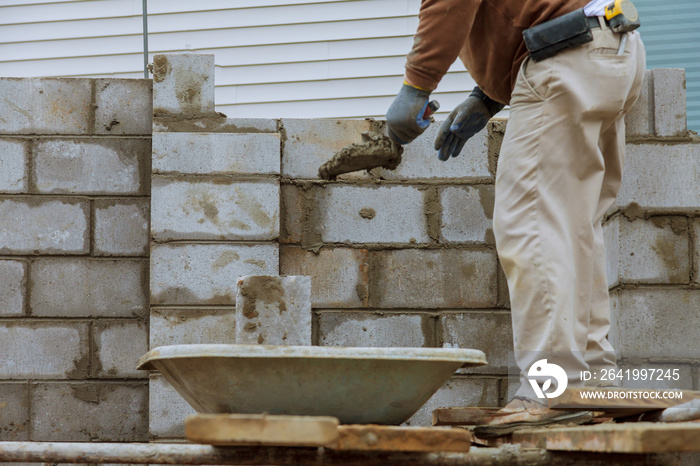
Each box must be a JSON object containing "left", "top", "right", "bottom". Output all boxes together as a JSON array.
[
  {"left": 334, "top": 425, "right": 470, "bottom": 452},
  {"left": 432, "top": 407, "right": 502, "bottom": 426}
]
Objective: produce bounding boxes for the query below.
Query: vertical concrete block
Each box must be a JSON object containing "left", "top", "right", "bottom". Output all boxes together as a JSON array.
[
  {"left": 0, "top": 260, "right": 26, "bottom": 316},
  {"left": 405, "top": 377, "right": 500, "bottom": 426},
  {"left": 0, "top": 198, "right": 89, "bottom": 254},
  {"left": 0, "top": 78, "right": 92, "bottom": 134},
  {"left": 280, "top": 246, "right": 369, "bottom": 308},
  {"left": 370, "top": 249, "right": 498, "bottom": 309},
  {"left": 0, "top": 139, "right": 28, "bottom": 193},
  {"left": 317, "top": 185, "right": 430, "bottom": 244},
  {"left": 31, "top": 383, "right": 148, "bottom": 441},
  {"left": 0, "top": 383, "right": 29, "bottom": 441},
  {"left": 625, "top": 70, "right": 653, "bottom": 138},
  {"left": 652, "top": 68, "right": 687, "bottom": 137},
  {"left": 280, "top": 184, "right": 304, "bottom": 244},
  {"left": 0, "top": 323, "right": 89, "bottom": 379},
  {"left": 236, "top": 275, "right": 311, "bottom": 345},
  {"left": 152, "top": 54, "right": 216, "bottom": 116},
  {"left": 693, "top": 218, "right": 700, "bottom": 285},
  {"left": 604, "top": 215, "right": 620, "bottom": 288},
  {"left": 375, "top": 122, "right": 492, "bottom": 181},
  {"left": 150, "top": 308, "right": 236, "bottom": 348},
  {"left": 281, "top": 119, "right": 374, "bottom": 178},
  {"left": 151, "top": 179, "right": 280, "bottom": 241},
  {"left": 34, "top": 139, "right": 149, "bottom": 195},
  {"left": 615, "top": 289, "right": 700, "bottom": 359},
  {"left": 318, "top": 312, "right": 431, "bottom": 347},
  {"left": 149, "top": 374, "right": 195, "bottom": 439},
  {"left": 150, "top": 243, "right": 278, "bottom": 305},
  {"left": 94, "top": 199, "right": 150, "bottom": 256},
  {"left": 152, "top": 132, "right": 281, "bottom": 175},
  {"left": 94, "top": 79, "right": 153, "bottom": 135},
  {"left": 440, "top": 313, "right": 514, "bottom": 374},
  {"left": 616, "top": 143, "right": 700, "bottom": 209},
  {"left": 618, "top": 216, "right": 689, "bottom": 284},
  {"left": 30, "top": 259, "right": 148, "bottom": 317},
  {"left": 440, "top": 185, "right": 494, "bottom": 244},
  {"left": 94, "top": 320, "right": 149, "bottom": 378}
]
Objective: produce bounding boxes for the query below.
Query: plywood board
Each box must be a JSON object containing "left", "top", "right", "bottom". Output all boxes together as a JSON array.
[
  {"left": 335, "top": 425, "right": 471, "bottom": 452},
  {"left": 185, "top": 414, "right": 339, "bottom": 447},
  {"left": 432, "top": 407, "right": 502, "bottom": 426},
  {"left": 550, "top": 388, "right": 700, "bottom": 415},
  {"left": 512, "top": 422, "right": 700, "bottom": 453}
]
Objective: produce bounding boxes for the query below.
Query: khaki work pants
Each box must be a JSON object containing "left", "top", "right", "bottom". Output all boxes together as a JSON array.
[{"left": 493, "top": 23, "right": 646, "bottom": 400}]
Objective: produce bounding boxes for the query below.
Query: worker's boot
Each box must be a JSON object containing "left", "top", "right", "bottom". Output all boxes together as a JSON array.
[{"left": 472, "top": 396, "right": 593, "bottom": 439}]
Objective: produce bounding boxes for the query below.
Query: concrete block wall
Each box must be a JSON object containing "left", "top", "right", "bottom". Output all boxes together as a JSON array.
[
  {"left": 0, "top": 78, "right": 151, "bottom": 443},
  {"left": 604, "top": 68, "right": 700, "bottom": 390},
  {"left": 2, "top": 56, "right": 697, "bottom": 444}
]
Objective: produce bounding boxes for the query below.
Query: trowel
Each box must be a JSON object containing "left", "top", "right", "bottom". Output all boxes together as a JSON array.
[{"left": 318, "top": 101, "right": 439, "bottom": 180}]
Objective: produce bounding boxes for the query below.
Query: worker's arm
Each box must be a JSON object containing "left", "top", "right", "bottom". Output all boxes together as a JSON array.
[
  {"left": 386, "top": 0, "right": 476, "bottom": 145},
  {"left": 435, "top": 87, "right": 504, "bottom": 160}
]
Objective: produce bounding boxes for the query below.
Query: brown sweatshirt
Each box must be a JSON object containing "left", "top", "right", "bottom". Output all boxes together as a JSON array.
[{"left": 405, "top": 0, "right": 589, "bottom": 104}]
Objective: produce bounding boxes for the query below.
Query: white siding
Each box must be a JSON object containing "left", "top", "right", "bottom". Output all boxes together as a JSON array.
[{"left": 0, "top": 0, "right": 475, "bottom": 118}]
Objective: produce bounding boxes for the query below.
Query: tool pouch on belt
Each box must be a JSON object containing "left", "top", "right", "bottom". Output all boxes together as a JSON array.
[{"left": 523, "top": 8, "right": 593, "bottom": 62}]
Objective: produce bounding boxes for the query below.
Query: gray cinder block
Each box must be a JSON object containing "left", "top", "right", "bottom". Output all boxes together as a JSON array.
[
  {"left": 235, "top": 275, "right": 312, "bottom": 346},
  {"left": 152, "top": 54, "right": 216, "bottom": 117}
]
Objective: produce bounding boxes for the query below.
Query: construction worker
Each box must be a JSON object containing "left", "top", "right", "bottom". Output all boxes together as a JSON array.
[{"left": 386, "top": 0, "right": 645, "bottom": 437}]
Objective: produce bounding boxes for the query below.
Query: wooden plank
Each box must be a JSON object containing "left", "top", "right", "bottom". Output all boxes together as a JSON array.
[
  {"left": 185, "top": 414, "right": 339, "bottom": 447},
  {"left": 534, "top": 422, "right": 700, "bottom": 453},
  {"left": 335, "top": 425, "right": 471, "bottom": 452},
  {"left": 549, "top": 387, "right": 700, "bottom": 415},
  {"left": 432, "top": 407, "right": 502, "bottom": 426}
]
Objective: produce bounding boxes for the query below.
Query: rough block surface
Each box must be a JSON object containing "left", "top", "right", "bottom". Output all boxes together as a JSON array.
[
  {"left": 375, "top": 122, "right": 491, "bottom": 181},
  {"left": 34, "top": 138, "right": 149, "bottom": 195},
  {"left": 616, "top": 143, "right": 700, "bottom": 209},
  {"left": 440, "top": 185, "right": 494, "bottom": 243},
  {"left": 370, "top": 249, "right": 498, "bottom": 309},
  {"left": 0, "top": 383, "right": 29, "bottom": 441},
  {"left": 152, "top": 132, "right": 281, "bottom": 175},
  {"left": 0, "top": 260, "right": 26, "bottom": 316},
  {"left": 94, "top": 320, "right": 149, "bottom": 378},
  {"left": 280, "top": 247, "right": 369, "bottom": 308},
  {"left": 235, "top": 275, "right": 312, "bottom": 345},
  {"left": 151, "top": 179, "right": 279, "bottom": 241},
  {"left": 625, "top": 70, "right": 653, "bottom": 138},
  {"left": 694, "top": 218, "right": 700, "bottom": 285},
  {"left": 615, "top": 289, "right": 700, "bottom": 359},
  {"left": 31, "top": 383, "right": 148, "bottom": 441},
  {"left": 281, "top": 119, "right": 373, "bottom": 178},
  {"left": 406, "top": 377, "right": 500, "bottom": 426},
  {"left": 0, "top": 138, "right": 28, "bottom": 193},
  {"left": 604, "top": 216, "right": 620, "bottom": 289},
  {"left": 94, "top": 199, "right": 150, "bottom": 256},
  {"left": 0, "top": 78, "right": 91, "bottom": 134},
  {"left": 152, "top": 54, "right": 216, "bottom": 116},
  {"left": 318, "top": 312, "right": 431, "bottom": 347},
  {"left": 30, "top": 259, "right": 148, "bottom": 317},
  {"left": 618, "top": 216, "right": 689, "bottom": 284},
  {"left": 440, "top": 312, "right": 513, "bottom": 374},
  {"left": 149, "top": 374, "right": 195, "bottom": 439},
  {"left": 94, "top": 79, "right": 153, "bottom": 135},
  {"left": 150, "top": 243, "right": 278, "bottom": 305},
  {"left": 153, "top": 116, "right": 278, "bottom": 133},
  {"left": 652, "top": 68, "right": 687, "bottom": 137},
  {"left": 150, "top": 308, "right": 237, "bottom": 348},
  {"left": 0, "top": 323, "right": 89, "bottom": 379},
  {"left": 0, "top": 197, "right": 88, "bottom": 254},
  {"left": 317, "top": 185, "right": 430, "bottom": 244}
]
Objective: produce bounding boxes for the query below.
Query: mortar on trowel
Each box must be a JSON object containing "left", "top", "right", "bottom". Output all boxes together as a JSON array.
[{"left": 318, "top": 101, "right": 439, "bottom": 180}]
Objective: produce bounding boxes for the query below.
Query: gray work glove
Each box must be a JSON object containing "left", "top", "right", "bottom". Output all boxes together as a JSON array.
[
  {"left": 435, "top": 87, "right": 504, "bottom": 161},
  {"left": 386, "top": 83, "right": 432, "bottom": 145}
]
